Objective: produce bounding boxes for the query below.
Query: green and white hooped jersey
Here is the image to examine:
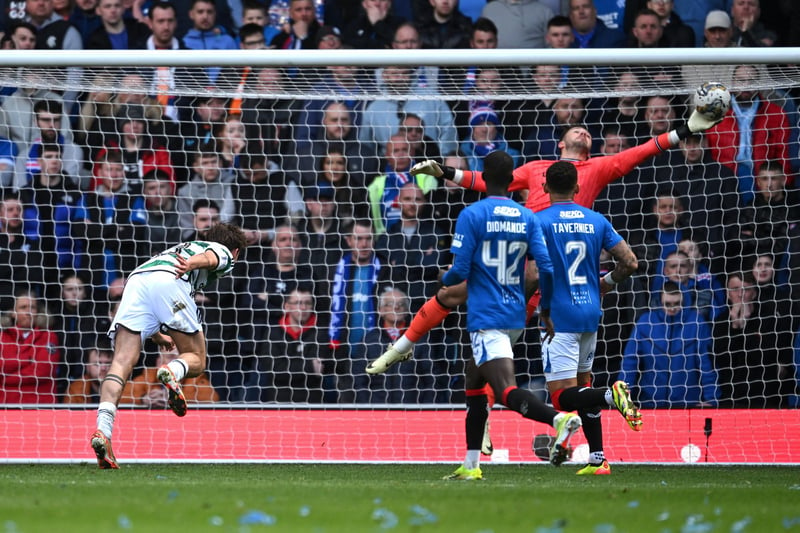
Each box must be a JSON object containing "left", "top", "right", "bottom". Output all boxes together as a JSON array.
[{"left": 131, "top": 240, "right": 235, "bottom": 293}]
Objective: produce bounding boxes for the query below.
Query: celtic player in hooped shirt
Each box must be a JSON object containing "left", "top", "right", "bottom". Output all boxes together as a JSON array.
[{"left": 90, "top": 222, "right": 247, "bottom": 469}]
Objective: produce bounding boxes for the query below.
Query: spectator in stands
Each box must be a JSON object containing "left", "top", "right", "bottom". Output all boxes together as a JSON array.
[
  {"left": 270, "top": 0, "right": 321, "bottom": 50},
  {"left": 239, "top": 67, "right": 299, "bottom": 160},
  {"left": 85, "top": 148, "right": 138, "bottom": 285},
  {"left": 63, "top": 334, "right": 113, "bottom": 404},
  {"left": 0, "top": 132, "right": 18, "bottom": 189},
  {"left": 121, "top": 345, "right": 219, "bottom": 406},
  {"left": 627, "top": 9, "right": 682, "bottom": 84},
  {"left": 342, "top": 0, "right": 403, "bottom": 49},
  {"left": 74, "top": 71, "right": 117, "bottom": 163},
  {"left": 415, "top": 0, "right": 472, "bottom": 49},
  {"left": 330, "top": 218, "right": 393, "bottom": 402},
  {"left": 635, "top": 94, "right": 678, "bottom": 143},
  {"left": 730, "top": 0, "right": 776, "bottom": 47},
  {"left": 242, "top": 224, "right": 315, "bottom": 337},
  {"left": 375, "top": 23, "right": 441, "bottom": 94},
  {"left": 182, "top": 0, "right": 237, "bottom": 83},
  {"left": 678, "top": 237, "right": 727, "bottom": 321},
  {"left": 21, "top": 142, "right": 89, "bottom": 286},
  {"left": 568, "top": 0, "right": 626, "bottom": 48},
  {"left": 517, "top": 64, "right": 564, "bottom": 143},
  {"left": 145, "top": 1, "right": 206, "bottom": 123},
  {"left": 367, "top": 133, "right": 439, "bottom": 235},
  {"left": 646, "top": 0, "right": 694, "bottom": 48},
  {"left": 233, "top": 149, "right": 291, "bottom": 261},
  {"left": 50, "top": 271, "right": 105, "bottom": 384},
  {"left": 176, "top": 140, "right": 236, "bottom": 239},
  {"left": 23, "top": 0, "right": 83, "bottom": 110},
  {"left": 619, "top": 280, "right": 718, "bottom": 408},
  {"left": 239, "top": 1, "right": 280, "bottom": 47},
  {"left": 481, "top": 0, "right": 553, "bottom": 48},
  {"left": 94, "top": 103, "right": 174, "bottom": 194},
  {"left": 749, "top": 253, "right": 792, "bottom": 321},
  {"left": 24, "top": 99, "right": 87, "bottom": 190},
  {"left": 649, "top": 249, "right": 725, "bottom": 323},
  {"left": 291, "top": 102, "right": 378, "bottom": 191},
  {"left": 523, "top": 96, "right": 589, "bottom": 160},
  {"left": 294, "top": 64, "right": 374, "bottom": 150},
  {"left": 654, "top": 134, "right": 740, "bottom": 273},
  {"left": 726, "top": 160, "right": 800, "bottom": 273},
  {"left": 313, "top": 144, "right": 369, "bottom": 222},
  {"left": 130, "top": 169, "right": 181, "bottom": 263},
  {"left": 298, "top": 184, "right": 346, "bottom": 311},
  {"left": 399, "top": 112, "right": 441, "bottom": 161},
  {"left": 681, "top": 10, "right": 736, "bottom": 88},
  {"left": 453, "top": 67, "right": 522, "bottom": 147},
  {"left": 85, "top": 0, "right": 151, "bottom": 49},
  {"left": 376, "top": 181, "right": 442, "bottom": 311},
  {"left": 254, "top": 287, "right": 331, "bottom": 403},
  {"left": 705, "top": 64, "right": 793, "bottom": 203},
  {"left": 462, "top": 105, "right": 522, "bottom": 171},
  {"left": 215, "top": 23, "right": 268, "bottom": 115},
  {"left": 541, "top": 15, "right": 579, "bottom": 89},
  {"left": 596, "top": 69, "right": 642, "bottom": 142},
  {"left": 712, "top": 271, "right": 794, "bottom": 407},
  {"left": 0, "top": 192, "right": 42, "bottom": 311},
  {"left": 69, "top": 0, "right": 101, "bottom": 44},
  {"left": 0, "top": 288, "right": 60, "bottom": 403},
  {"left": 214, "top": 113, "right": 247, "bottom": 170},
  {"left": 592, "top": 126, "right": 642, "bottom": 236},
  {"left": 445, "top": 17, "right": 498, "bottom": 97},
  {"left": 630, "top": 188, "right": 704, "bottom": 277},
  {"left": 358, "top": 287, "right": 439, "bottom": 403},
  {"left": 363, "top": 66, "right": 459, "bottom": 157}
]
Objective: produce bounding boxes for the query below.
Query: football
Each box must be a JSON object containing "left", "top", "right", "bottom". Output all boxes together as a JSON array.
[{"left": 693, "top": 82, "right": 731, "bottom": 122}]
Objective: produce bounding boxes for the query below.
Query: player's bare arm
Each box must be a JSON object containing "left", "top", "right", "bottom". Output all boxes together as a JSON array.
[
  {"left": 174, "top": 249, "right": 223, "bottom": 277},
  {"left": 600, "top": 240, "right": 638, "bottom": 295}
]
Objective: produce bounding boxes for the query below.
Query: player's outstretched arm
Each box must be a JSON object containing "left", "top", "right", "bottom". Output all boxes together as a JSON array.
[
  {"left": 410, "top": 160, "right": 486, "bottom": 192},
  {"left": 174, "top": 250, "right": 221, "bottom": 278}
]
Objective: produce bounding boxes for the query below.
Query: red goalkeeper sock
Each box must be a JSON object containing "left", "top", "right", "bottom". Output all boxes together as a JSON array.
[{"left": 406, "top": 296, "right": 451, "bottom": 342}]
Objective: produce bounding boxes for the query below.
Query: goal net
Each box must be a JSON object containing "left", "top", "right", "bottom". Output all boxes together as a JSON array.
[{"left": 0, "top": 48, "right": 798, "bottom": 464}]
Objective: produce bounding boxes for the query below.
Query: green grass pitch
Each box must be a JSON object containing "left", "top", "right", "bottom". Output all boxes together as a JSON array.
[{"left": 0, "top": 464, "right": 798, "bottom": 532}]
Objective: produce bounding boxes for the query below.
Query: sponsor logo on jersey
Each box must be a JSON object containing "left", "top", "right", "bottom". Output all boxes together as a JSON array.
[
  {"left": 559, "top": 210, "right": 585, "bottom": 219},
  {"left": 493, "top": 206, "right": 521, "bottom": 217}
]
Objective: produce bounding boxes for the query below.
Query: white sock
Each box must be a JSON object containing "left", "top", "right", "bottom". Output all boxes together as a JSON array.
[
  {"left": 589, "top": 451, "right": 606, "bottom": 465},
  {"left": 167, "top": 359, "right": 189, "bottom": 381},
  {"left": 604, "top": 388, "right": 614, "bottom": 408},
  {"left": 393, "top": 336, "right": 413, "bottom": 353},
  {"left": 465, "top": 450, "right": 481, "bottom": 470},
  {"left": 96, "top": 402, "right": 117, "bottom": 439}
]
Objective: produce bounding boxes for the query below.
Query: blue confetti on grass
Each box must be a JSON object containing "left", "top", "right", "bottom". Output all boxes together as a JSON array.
[
  {"left": 656, "top": 512, "right": 670, "bottom": 522},
  {"left": 661, "top": 481, "right": 668, "bottom": 486},
  {"left": 731, "top": 516, "right": 752, "bottom": 532},
  {"left": 117, "top": 515, "right": 132, "bottom": 529},
  {"left": 239, "top": 510, "right": 276, "bottom": 526},
  {"left": 155, "top": 475, "right": 167, "bottom": 480},
  {"left": 408, "top": 504, "right": 438, "bottom": 526},
  {"left": 166, "top": 490, "right": 178, "bottom": 502},
  {"left": 783, "top": 517, "right": 800, "bottom": 529},
  {"left": 371, "top": 508, "right": 398, "bottom": 529},
  {"left": 299, "top": 505, "right": 311, "bottom": 517},
  {"left": 208, "top": 516, "right": 223, "bottom": 527},
  {"left": 628, "top": 501, "right": 640, "bottom": 509},
  {"left": 789, "top": 485, "right": 800, "bottom": 491},
  {"left": 535, "top": 519, "right": 566, "bottom": 533},
  {"left": 4, "top": 521, "right": 18, "bottom": 533},
  {"left": 680, "top": 514, "right": 713, "bottom": 533}
]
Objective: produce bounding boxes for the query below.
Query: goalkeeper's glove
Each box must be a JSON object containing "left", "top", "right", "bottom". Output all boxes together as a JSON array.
[
  {"left": 675, "top": 110, "right": 723, "bottom": 140},
  {"left": 409, "top": 159, "right": 455, "bottom": 181}
]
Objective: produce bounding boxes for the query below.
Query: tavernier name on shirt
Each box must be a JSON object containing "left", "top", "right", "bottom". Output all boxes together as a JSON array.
[{"left": 551, "top": 209, "right": 595, "bottom": 234}]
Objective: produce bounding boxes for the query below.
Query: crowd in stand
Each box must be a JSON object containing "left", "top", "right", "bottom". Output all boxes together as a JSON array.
[{"left": 0, "top": 0, "right": 799, "bottom": 407}]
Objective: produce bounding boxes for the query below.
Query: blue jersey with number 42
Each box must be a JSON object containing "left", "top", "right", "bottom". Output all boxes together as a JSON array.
[
  {"left": 537, "top": 201, "right": 623, "bottom": 333},
  {"left": 445, "top": 196, "right": 552, "bottom": 332}
]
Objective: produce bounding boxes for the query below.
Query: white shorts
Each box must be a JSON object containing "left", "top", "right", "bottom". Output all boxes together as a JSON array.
[
  {"left": 470, "top": 329, "right": 523, "bottom": 366},
  {"left": 109, "top": 271, "right": 201, "bottom": 345},
  {"left": 541, "top": 331, "right": 597, "bottom": 382}
]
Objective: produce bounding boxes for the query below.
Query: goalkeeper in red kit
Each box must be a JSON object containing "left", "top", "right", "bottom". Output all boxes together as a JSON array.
[{"left": 367, "top": 110, "right": 721, "bottom": 376}]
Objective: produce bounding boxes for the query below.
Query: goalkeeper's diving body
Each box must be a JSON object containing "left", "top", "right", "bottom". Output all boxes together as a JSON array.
[
  {"left": 90, "top": 223, "right": 247, "bottom": 469},
  {"left": 366, "top": 109, "right": 721, "bottom": 375}
]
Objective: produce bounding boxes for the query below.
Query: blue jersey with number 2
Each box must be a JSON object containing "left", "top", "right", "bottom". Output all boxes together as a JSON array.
[
  {"left": 537, "top": 201, "right": 623, "bottom": 332},
  {"left": 443, "top": 196, "right": 553, "bottom": 332}
]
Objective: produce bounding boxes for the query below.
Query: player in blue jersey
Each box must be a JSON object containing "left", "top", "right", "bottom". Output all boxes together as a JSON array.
[
  {"left": 90, "top": 222, "right": 247, "bottom": 469},
  {"left": 535, "top": 161, "right": 640, "bottom": 475},
  {"left": 440, "top": 151, "right": 582, "bottom": 480}
]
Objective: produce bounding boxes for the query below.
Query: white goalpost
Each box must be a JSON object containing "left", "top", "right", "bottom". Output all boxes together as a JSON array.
[{"left": 0, "top": 47, "right": 798, "bottom": 464}]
